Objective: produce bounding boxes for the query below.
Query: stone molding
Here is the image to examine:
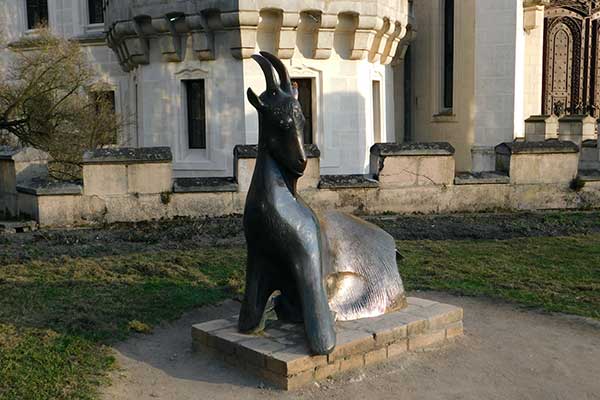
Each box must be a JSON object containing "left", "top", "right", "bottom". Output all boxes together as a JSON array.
[
  {"left": 16, "top": 180, "right": 83, "bottom": 196},
  {"left": 495, "top": 141, "right": 579, "bottom": 155},
  {"left": 82, "top": 147, "right": 173, "bottom": 165},
  {"left": 558, "top": 114, "right": 597, "bottom": 123},
  {"left": 104, "top": 1, "right": 410, "bottom": 70},
  {"left": 173, "top": 177, "right": 238, "bottom": 193},
  {"left": 318, "top": 174, "right": 380, "bottom": 189},
  {"left": 370, "top": 142, "right": 456, "bottom": 157},
  {"left": 234, "top": 144, "right": 321, "bottom": 159}
]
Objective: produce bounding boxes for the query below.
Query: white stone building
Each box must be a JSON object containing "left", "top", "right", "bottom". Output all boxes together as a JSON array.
[
  {"left": 399, "top": 0, "right": 600, "bottom": 171},
  {"left": 1, "top": 0, "right": 413, "bottom": 178},
  {"left": 1, "top": 0, "right": 599, "bottom": 177}
]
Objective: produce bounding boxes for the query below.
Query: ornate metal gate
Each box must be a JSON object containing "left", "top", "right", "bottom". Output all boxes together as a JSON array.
[{"left": 543, "top": 0, "right": 600, "bottom": 116}]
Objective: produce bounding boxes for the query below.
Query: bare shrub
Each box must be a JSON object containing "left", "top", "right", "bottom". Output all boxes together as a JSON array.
[{"left": 0, "top": 28, "right": 126, "bottom": 180}]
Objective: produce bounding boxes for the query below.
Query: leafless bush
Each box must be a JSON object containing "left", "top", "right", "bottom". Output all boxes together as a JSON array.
[{"left": 0, "top": 28, "right": 127, "bottom": 180}]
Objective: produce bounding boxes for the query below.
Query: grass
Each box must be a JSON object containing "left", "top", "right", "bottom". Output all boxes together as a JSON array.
[
  {"left": 0, "top": 234, "right": 599, "bottom": 399},
  {"left": 399, "top": 235, "right": 600, "bottom": 319},
  {"left": 0, "top": 248, "right": 246, "bottom": 400}
]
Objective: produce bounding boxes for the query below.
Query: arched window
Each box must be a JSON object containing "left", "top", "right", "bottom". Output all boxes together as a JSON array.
[{"left": 26, "top": 0, "right": 48, "bottom": 29}]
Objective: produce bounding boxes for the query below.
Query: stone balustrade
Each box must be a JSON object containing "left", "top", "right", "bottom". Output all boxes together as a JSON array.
[
  {"left": 234, "top": 144, "right": 321, "bottom": 192},
  {"left": 81, "top": 147, "right": 173, "bottom": 196},
  {"left": 558, "top": 114, "right": 597, "bottom": 146},
  {"left": 0, "top": 147, "right": 51, "bottom": 217},
  {"left": 524, "top": 115, "right": 559, "bottom": 141},
  {"left": 369, "top": 142, "right": 455, "bottom": 188},
  {"left": 104, "top": 0, "right": 412, "bottom": 71},
  {"left": 2, "top": 141, "right": 600, "bottom": 227},
  {"left": 495, "top": 141, "right": 579, "bottom": 185}
]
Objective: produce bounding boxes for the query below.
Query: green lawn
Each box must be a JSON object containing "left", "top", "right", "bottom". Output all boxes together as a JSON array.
[{"left": 1, "top": 235, "right": 599, "bottom": 400}]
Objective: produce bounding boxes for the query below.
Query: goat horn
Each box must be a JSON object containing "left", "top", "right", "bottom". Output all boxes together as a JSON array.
[
  {"left": 251, "top": 54, "right": 277, "bottom": 94},
  {"left": 260, "top": 51, "right": 292, "bottom": 94}
]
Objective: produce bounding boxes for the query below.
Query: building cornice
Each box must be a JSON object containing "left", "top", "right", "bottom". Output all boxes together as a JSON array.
[{"left": 103, "top": 0, "right": 411, "bottom": 71}]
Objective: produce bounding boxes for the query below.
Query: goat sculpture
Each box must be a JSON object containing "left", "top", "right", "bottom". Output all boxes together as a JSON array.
[{"left": 239, "top": 52, "right": 407, "bottom": 355}]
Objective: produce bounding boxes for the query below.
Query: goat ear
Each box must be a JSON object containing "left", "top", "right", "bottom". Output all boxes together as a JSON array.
[{"left": 247, "top": 88, "right": 265, "bottom": 111}]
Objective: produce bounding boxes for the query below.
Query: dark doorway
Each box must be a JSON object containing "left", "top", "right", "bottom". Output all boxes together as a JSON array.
[
  {"left": 543, "top": 1, "right": 600, "bottom": 116},
  {"left": 26, "top": 0, "right": 48, "bottom": 29},
  {"left": 88, "top": 0, "right": 104, "bottom": 24},
  {"left": 292, "top": 78, "right": 314, "bottom": 145},
  {"left": 184, "top": 80, "right": 207, "bottom": 149}
]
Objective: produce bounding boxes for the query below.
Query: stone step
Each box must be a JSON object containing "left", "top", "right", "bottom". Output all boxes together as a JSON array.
[{"left": 191, "top": 297, "right": 464, "bottom": 390}]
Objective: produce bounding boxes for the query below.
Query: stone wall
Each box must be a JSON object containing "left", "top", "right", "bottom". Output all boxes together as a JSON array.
[
  {"left": 0, "top": 147, "right": 51, "bottom": 218},
  {"left": 2, "top": 142, "right": 600, "bottom": 227}
]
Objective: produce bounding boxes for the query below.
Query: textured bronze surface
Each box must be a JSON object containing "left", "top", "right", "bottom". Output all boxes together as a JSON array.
[{"left": 238, "top": 52, "right": 406, "bottom": 355}]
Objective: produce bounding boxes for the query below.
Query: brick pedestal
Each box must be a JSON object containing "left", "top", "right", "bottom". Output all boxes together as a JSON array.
[{"left": 192, "top": 297, "right": 464, "bottom": 390}]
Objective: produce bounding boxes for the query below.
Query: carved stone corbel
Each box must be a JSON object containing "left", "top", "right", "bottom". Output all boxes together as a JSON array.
[
  {"left": 278, "top": 11, "right": 300, "bottom": 59},
  {"left": 351, "top": 15, "right": 384, "bottom": 60},
  {"left": 154, "top": 12, "right": 189, "bottom": 62},
  {"left": 523, "top": 2, "right": 546, "bottom": 32},
  {"left": 187, "top": 14, "right": 215, "bottom": 61},
  {"left": 368, "top": 18, "right": 392, "bottom": 63},
  {"left": 222, "top": 10, "right": 260, "bottom": 59},
  {"left": 314, "top": 14, "right": 337, "bottom": 59},
  {"left": 381, "top": 21, "right": 408, "bottom": 65}
]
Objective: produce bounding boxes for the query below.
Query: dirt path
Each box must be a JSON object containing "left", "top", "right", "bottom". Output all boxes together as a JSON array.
[{"left": 101, "top": 292, "right": 600, "bottom": 400}]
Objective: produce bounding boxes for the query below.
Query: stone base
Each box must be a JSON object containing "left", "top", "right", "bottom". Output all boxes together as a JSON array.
[{"left": 191, "top": 297, "right": 464, "bottom": 390}]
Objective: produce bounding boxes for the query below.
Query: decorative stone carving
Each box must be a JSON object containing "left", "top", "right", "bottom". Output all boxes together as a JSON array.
[
  {"left": 222, "top": 10, "right": 260, "bottom": 60},
  {"left": 103, "top": 0, "right": 411, "bottom": 67}
]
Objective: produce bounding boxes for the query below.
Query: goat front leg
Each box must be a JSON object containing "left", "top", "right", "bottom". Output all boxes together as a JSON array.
[
  {"left": 238, "top": 251, "right": 273, "bottom": 333},
  {"left": 292, "top": 251, "right": 336, "bottom": 355}
]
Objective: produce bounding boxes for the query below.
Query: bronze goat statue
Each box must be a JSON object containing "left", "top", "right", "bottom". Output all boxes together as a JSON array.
[{"left": 238, "top": 52, "right": 407, "bottom": 355}]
